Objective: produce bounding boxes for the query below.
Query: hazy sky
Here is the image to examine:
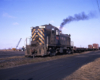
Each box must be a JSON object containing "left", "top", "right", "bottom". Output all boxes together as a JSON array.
[{"left": 0, "top": 0, "right": 100, "bottom": 49}]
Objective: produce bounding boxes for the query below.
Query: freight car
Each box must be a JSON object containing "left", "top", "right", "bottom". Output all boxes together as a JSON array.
[
  {"left": 88, "top": 45, "right": 93, "bottom": 51},
  {"left": 93, "top": 43, "right": 99, "bottom": 50},
  {"left": 25, "top": 24, "right": 73, "bottom": 57},
  {"left": 73, "top": 47, "right": 88, "bottom": 53}
]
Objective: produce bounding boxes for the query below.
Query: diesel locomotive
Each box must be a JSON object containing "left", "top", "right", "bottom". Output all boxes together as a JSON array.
[{"left": 25, "top": 24, "right": 73, "bottom": 57}]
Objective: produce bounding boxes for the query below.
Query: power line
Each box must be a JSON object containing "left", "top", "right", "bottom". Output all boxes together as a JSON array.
[{"left": 96, "top": 0, "right": 100, "bottom": 13}]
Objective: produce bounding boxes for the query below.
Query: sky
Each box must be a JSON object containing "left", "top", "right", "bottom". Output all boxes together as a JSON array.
[{"left": 0, "top": 0, "right": 100, "bottom": 49}]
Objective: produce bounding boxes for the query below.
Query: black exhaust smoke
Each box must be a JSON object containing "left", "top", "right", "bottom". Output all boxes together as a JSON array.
[{"left": 60, "top": 12, "right": 96, "bottom": 30}]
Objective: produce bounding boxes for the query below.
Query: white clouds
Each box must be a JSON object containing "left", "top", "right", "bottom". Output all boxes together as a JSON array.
[
  {"left": 56, "top": 26, "right": 59, "bottom": 28},
  {"left": 13, "top": 22, "right": 19, "bottom": 25},
  {"left": 3, "top": 13, "right": 16, "bottom": 18},
  {"left": 49, "top": 20, "right": 54, "bottom": 23}
]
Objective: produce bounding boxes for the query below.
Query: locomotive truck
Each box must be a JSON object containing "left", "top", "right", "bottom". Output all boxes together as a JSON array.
[{"left": 25, "top": 24, "right": 73, "bottom": 57}]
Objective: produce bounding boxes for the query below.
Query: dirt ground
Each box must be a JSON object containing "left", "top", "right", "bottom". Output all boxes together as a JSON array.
[
  {"left": 0, "top": 50, "right": 24, "bottom": 58},
  {"left": 63, "top": 58, "right": 100, "bottom": 80},
  {"left": 0, "top": 51, "right": 91, "bottom": 69},
  {"left": 0, "top": 50, "right": 100, "bottom": 80}
]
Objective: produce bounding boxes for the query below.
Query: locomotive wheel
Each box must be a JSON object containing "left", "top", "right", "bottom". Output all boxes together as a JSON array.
[
  {"left": 50, "top": 49, "right": 56, "bottom": 56},
  {"left": 49, "top": 49, "right": 52, "bottom": 56},
  {"left": 67, "top": 50, "right": 72, "bottom": 54},
  {"left": 68, "top": 50, "right": 71, "bottom": 54}
]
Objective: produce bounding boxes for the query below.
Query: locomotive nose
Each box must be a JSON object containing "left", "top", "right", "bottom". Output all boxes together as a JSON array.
[
  {"left": 31, "top": 35, "right": 39, "bottom": 46},
  {"left": 35, "top": 36, "right": 39, "bottom": 41}
]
